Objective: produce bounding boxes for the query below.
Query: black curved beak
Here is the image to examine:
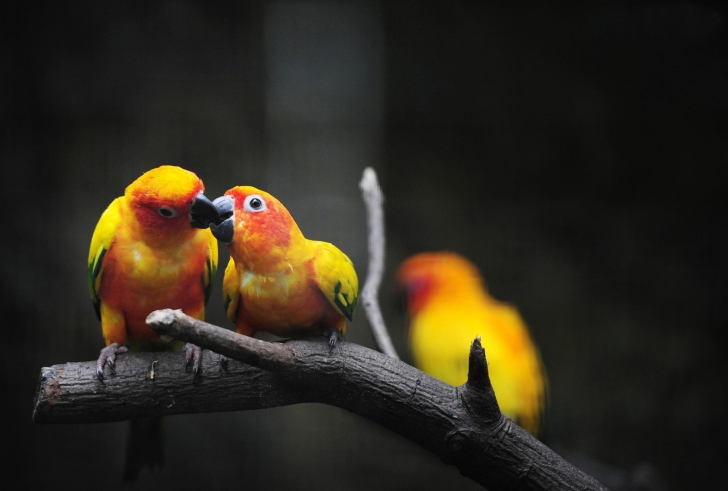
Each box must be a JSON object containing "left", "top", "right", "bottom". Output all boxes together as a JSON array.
[
  {"left": 209, "top": 196, "right": 235, "bottom": 244},
  {"left": 189, "top": 192, "right": 221, "bottom": 229}
]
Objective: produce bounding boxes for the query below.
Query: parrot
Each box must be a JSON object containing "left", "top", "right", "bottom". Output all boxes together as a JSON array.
[
  {"left": 190, "top": 185, "right": 358, "bottom": 346},
  {"left": 87, "top": 165, "right": 219, "bottom": 480},
  {"left": 396, "top": 251, "right": 546, "bottom": 435}
]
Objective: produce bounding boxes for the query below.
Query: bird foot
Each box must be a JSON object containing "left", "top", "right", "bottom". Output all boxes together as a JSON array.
[
  {"left": 219, "top": 354, "right": 229, "bottom": 370},
  {"left": 322, "top": 327, "right": 344, "bottom": 352},
  {"left": 96, "top": 343, "right": 129, "bottom": 381},
  {"left": 184, "top": 343, "right": 202, "bottom": 378}
]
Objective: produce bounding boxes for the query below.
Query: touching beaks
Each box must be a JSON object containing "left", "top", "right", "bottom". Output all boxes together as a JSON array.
[
  {"left": 209, "top": 195, "right": 235, "bottom": 244},
  {"left": 189, "top": 192, "right": 221, "bottom": 229},
  {"left": 212, "top": 195, "right": 234, "bottom": 222},
  {"left": 190, "top": 192, "right": 235, "bottom": 243}
]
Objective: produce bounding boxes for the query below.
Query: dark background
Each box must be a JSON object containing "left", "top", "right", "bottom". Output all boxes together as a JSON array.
[{"left": 3, "top": 2, "right": 726, "bottom": 490}]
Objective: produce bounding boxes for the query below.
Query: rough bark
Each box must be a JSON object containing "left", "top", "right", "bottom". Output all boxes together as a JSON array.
[{"left": 33, "top": 309, "right": 608, "bottom": 491}]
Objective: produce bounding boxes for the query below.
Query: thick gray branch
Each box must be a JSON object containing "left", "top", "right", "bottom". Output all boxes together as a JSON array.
[
  {"left": 34, "top": 310, "right": 607, "bottom": 491},
  {"left": 33, "top": 351, "right": 306, "bottom": 423}
]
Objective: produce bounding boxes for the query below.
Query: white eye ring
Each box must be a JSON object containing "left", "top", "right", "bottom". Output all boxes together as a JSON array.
[
  {"left": 157, "top": 206, "right": 178, "bottom": 218},
  {"left": 244, "top": 194, "right": 267, "bottom": 213}
]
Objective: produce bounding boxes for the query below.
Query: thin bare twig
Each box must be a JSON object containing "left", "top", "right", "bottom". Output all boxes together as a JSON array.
[{"left": 359, "top": 167, "right": 399, "bottom": 359}]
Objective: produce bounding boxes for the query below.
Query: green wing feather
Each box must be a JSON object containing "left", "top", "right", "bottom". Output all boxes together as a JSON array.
[
  {"left": 312, "top": 241, "right": 359, "bottom": 321},
  {"left": 87, "top": 197, "right": 122, "bottom": 319}
]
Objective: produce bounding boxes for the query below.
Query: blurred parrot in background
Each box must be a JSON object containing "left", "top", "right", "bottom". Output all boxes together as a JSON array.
[
  {"left": 396, "top": 252, "right": 546, "bottom": 435},
  {"left": 87, "top": 165, "right": 219, "bottom": 481},
  {"left": 190, "top": 185, "right": 358, "bottom": 346}
]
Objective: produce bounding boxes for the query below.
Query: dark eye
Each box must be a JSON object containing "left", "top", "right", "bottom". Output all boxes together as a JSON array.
[
  {"left": 157, "top": 207, "right": 178, "bottom": 218},
  {"left": 244, "top": 194, "right": 267, "bottom": 213}
]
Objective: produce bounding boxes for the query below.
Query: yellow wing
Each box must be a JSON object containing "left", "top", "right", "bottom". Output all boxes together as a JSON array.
[
  {"left": 488, "top": 303, "right": 547, "bottom": 435},
  {"left": 87, "top": 197, "right": 122, "bottom": 319},
  {"left": 311, "top": 241, "right": 358, "bottom": 321},
  {"left": 222, "top": 257, "right": 240, "bottom": 321},
  {"left": 203, "top": 228, "right": 218, "bottom": 305}
]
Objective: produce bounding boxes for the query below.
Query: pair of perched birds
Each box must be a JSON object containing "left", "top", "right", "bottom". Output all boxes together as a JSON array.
[
  {"left": 88, "top": 165, "right": 546, "bottom": 478},
  {"left": 88, "top": 165, "right": 358, "bottom": 377}
]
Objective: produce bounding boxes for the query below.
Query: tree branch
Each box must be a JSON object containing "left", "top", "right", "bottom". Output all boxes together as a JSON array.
[
  {"left": 33, "top": 170, "right": 608, "bottom": 490},
  {"left": 34, "top": 310, "right": 607, "bottom": 491},
  {"left": 359, "top": 167, "right": 399, "bottom": 359}
]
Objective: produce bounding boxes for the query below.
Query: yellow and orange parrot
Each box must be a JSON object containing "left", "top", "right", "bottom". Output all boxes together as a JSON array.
[
  {"left": 396, "top": 252, "right": 546, "bottom": 435},
  {"left": 191, "top": 185, "right": 358, "bottom": 346},
  {"left": 87, "top": 165, "right": 219, "bottom": 480}
]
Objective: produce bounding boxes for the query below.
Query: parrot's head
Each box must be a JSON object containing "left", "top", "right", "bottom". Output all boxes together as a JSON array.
[
  {"left": 205, "top": 185, "right": 302, "bottom": 265},
  {"left": 396, "top": 252, "right": 485, "bottom": 317},
  {"left": 125, "top": 165, "right": 217, "bottom": 241}
]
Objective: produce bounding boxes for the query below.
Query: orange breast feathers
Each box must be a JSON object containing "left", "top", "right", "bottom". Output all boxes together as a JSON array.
[
  {"left": 397, "top": 251, "right": 547, "bottom": 435},
  {"left": 230, "top": 258, "right": 342, "bottom": 337},
  {"left": 97, "top": 225, "right": 211, "bottom": 344},
  {"left": 211, "top": 186, "right": 358, "bottom": 339}
]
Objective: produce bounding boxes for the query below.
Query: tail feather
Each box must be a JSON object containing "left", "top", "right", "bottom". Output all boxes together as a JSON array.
[{"left": 123, "top": 417, "right": 165, "bottom": 483}]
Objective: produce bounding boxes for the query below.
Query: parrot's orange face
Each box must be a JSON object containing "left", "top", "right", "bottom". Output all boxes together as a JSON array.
[
  {"left": 230, "top": 186, "right": 295, "bottom": 245},
  {"left": 208, "top": 186, "right": 299, "bottom": 254},
  {"left": 396, "top": 252, "right": 484, "bottom": 317},
  {"left": 126, "top": 165, "right": 206, "bottom": 237}
]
